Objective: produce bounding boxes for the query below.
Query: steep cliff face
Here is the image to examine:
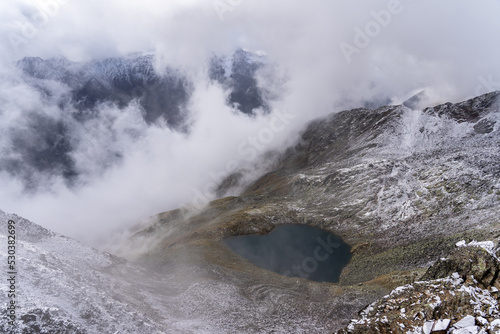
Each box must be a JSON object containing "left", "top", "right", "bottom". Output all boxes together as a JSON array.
[{"left": 2, "top": 92, "right": 499, "bottom": 333}]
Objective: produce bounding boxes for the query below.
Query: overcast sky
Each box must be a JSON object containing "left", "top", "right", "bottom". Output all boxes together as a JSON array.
[{"left": 1, "top": 0, "right": 499, "bottom": 246}]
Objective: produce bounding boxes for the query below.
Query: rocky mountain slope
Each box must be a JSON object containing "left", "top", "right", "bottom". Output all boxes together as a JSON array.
[
  {"left": 122, "top": 91, "right": 500, "bottom": 331},
  {"left": 1, "top": 209, "right": 372, "bottom": 333},
  {"left": 1, "top": 91, "right": 499, "bottom": 333},
  {"left": 0, "top": 209, "right": 179, "bottom": 333}
]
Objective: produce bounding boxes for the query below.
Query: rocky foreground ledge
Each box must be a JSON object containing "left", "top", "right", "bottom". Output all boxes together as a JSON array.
[{"left": 339, "top": 241, "right": 500, "bottom": 333}]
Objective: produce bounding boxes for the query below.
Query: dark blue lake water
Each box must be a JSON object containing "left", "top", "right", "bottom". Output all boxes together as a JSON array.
[{"left": 223, "top": 224, "right": 351, "bottom": 283}]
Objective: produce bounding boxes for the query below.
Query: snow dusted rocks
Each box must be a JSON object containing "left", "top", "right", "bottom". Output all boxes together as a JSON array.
[
  {"left": 448, "top": 315, "right": 479, "bottom": 334},
  {"left": 421, "top": 240, "right": 500, "bottom": 289},
  {"left": 339, "top": 273, "right": 500, "bottom": 333},
  {"left": 339, "top": 242, "right": 500, "bottom": 333},
  {"left": 423, "top": 319, "right": 450, "bottom": 334},
  {"left": 0, "top": 210, "right": 181, "bottom": 333}
]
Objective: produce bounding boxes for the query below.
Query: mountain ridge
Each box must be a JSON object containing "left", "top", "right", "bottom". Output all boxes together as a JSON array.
[
  {"left": 3, "top": 49, "right": 274, "bottom": 189},
  {"left": 2, "top": 91, "right": 500, "bottom": 333}
]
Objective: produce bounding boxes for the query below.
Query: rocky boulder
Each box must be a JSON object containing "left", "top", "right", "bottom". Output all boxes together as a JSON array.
[
  {"left": 422, "top": 240, "right": 500, "bottom": 289},
  {"left": 339, "top": 241, "right": 500, "bottom": 333}
]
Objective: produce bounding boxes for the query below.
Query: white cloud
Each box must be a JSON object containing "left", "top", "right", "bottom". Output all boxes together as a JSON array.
[{"left": 1, "top": 0, "right": 500, "bottom": 246}]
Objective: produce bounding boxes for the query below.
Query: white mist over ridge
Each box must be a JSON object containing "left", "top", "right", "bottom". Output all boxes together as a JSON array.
[
  {"left": 0, "top": 0, "right": 500, "bottom": 245},
  {"left": 0, "top": 71, "right": 297, "bottom": 244}
]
